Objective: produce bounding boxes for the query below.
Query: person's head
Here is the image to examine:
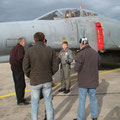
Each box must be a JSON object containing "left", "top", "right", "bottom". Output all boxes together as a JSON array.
[
  {"left": 62, "top": 41, "right": 68, "bottom": 50},
  {"left": 18, "top": 37, "right": 26, "bottom": 47},
  {"left": 34, "top": 32, "right": 45, "bottom": 43},
  {"left": 79, "top": 37, "right": 89, "bottom": 49}
]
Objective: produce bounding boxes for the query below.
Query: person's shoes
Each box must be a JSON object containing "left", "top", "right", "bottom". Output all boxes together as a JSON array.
[
  {"left": 17, "top": 101, "right": 29, "bottom": 105},
  {"left": 92, "top": 118, "right": 97, "bottom": 120},
  {"left": 64, "top": 89, "right": 70, "bottom": 94},
  {"left": 44, "top": 110, "right": 47, "bottom": 120},
  {"left": 58, "top": 88, "right": 66, "bottom": 92},
  {"left": 44, "top": 117, "right": 47, "bottom": 120},
  {"left": 23, "top": 99, "right": 26, "bottom": 102}
]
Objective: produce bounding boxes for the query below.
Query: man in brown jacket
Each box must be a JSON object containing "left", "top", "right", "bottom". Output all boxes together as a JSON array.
[
  {"left": 23, "top": 32, "right": 59, "bottom": 120},
  {"left": 10, "top": 38, "right": 29, "bottom": 105},
  {"left": 74, "top": 37, "right": 100, "bottom": 120}
]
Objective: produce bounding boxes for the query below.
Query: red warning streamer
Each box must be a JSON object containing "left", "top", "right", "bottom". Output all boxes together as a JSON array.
[{"left": 96, "top": 22, "right": 104, "bottom": 51}]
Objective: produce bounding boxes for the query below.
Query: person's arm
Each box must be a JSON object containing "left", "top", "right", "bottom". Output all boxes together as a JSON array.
[
  {"left": 68, "top": 50, "right": 73, "bottom": 64},
  {"left": 74, "top": 52, "right": 84, "bottom": 72},
  {"left": 98, "top": 54, "right": 101, "bottom": 67},
  {"left": 51, "top": 49, "right": 59, "bottom": 75},
  {"left": 57, "top": 57, "right": 61, "bottom": 64},
  {"left": 23, "top": 50, "right": 31, "bottom": 78},
  {"left": 57, "top": 51, "right": 62, "bottom": 64},
  {"left": 17, "top": 46, "right": 25, "bottom": 65}
]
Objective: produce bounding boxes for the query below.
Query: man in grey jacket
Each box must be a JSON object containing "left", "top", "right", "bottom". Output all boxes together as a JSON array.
[
  {"left": 74, "top": 37, "right": 100, "bottom": 120},
  {"left": 23, "top": 32, "right": 59, "bottom": 120},
  {"left": 58, "top": 41, "right": 73, "bottom": 94}
]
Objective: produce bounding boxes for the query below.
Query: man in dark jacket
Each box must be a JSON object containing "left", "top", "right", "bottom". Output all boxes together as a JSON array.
[
  {"left": 74, "top": 37, "right": 100, "bottom": 120},
  {"left": 23, "top": 32, "right": 59, "bottom": 120},
  {"left": 10, "top": 38, "right": 29, "bottom": 105}
]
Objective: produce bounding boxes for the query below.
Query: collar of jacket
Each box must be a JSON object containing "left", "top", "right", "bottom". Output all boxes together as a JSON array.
[
  {"left": 81, "top": 45, "right": 91, "bottom": 51},
  {"left": 17, "top": 44, "right": 23, "bottom": 48},
  {"left": 35, "top": 41, "right": 45, "bottom": 47},
  {"left": 62, "top": 48, "right": 69, "bottom": 52}
]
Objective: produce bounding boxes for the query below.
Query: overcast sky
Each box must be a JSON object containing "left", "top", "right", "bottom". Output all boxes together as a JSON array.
[{"left": 0, "top": 0, "right": 120, "bottom": 22}]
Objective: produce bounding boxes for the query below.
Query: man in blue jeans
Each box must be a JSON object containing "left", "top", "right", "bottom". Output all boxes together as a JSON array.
[
  {"left": 74, "top": 37, "right": 101, "bottom": 120},
  {"left": 23, "top": 32, "right": 59, "bottom": 120}
]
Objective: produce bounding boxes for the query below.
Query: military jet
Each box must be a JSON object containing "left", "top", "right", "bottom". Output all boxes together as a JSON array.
[{"left": 0, "top": 8, "right": 120, "bottom": 62}]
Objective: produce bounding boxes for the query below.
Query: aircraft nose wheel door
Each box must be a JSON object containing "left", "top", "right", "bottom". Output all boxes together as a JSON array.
[{"left": 96, "top": 22, "right": 104, "bottom": 51}]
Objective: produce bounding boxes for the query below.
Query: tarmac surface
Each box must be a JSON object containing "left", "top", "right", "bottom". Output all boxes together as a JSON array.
[{"left": 0, "top": 63, "right": 120, "bottom": 120}]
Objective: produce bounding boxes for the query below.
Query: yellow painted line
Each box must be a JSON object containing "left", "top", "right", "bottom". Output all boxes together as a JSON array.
[
  {"left": 0, "top": 89, "right": 31, "bottom": 99},
  {"left": 0, "top": 93, "right": 16, "bottom": 98},
  {"left": 99, "top": 68, "right": 120, "bottom": 75},
  {"left": 25, "top": 89, "right": 31, "bottom": 92},
  {"left": 0, "top": 68, "right": 120, "bottom": 99}
]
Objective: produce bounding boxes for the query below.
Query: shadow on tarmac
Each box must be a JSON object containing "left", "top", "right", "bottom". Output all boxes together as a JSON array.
[
  {"left": 25, "top": 63, "right": 119, "bottom": 120},
  {"left": 85, "top": 79, "right": 109, "bottom": 119},
  {"left": 25, "top": 81, "right": 78, "bottom": 120},
  {"left": 54, "top": 82, "right": 78, "bottom": 120},
  {"left": 104, "top": 106, "right": 120, "bottom": 120}
]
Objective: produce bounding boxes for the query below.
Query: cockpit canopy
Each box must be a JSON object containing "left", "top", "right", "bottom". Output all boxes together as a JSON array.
[{"left": 36, "top": 8, "right": 98, "bottom": 20}]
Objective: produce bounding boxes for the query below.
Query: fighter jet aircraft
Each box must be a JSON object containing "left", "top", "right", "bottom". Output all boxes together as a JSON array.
[{"left": 0, "top": 8, "right": 120, "bottom": 62}]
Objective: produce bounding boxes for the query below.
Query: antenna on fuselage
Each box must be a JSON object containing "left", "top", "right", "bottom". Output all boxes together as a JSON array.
[
  {"left": 80, "top": 4, "right": 85, "bottom": 17},
  {"left": 80, "top": 4, "right": 86, "bottom": 37}
]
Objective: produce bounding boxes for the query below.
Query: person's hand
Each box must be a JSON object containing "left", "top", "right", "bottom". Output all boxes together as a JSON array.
[
  {"left": 57, "top": 57, "right": 61, "bottom": 64},
  {"left": 52, "top": 83, "right": 57, "bottom": 87},
  {"left": 65, "top": 59, "right": 68, "bottom": 63},
  {"left": 59, "top": 53, "right": 62, "bottom": 56}
]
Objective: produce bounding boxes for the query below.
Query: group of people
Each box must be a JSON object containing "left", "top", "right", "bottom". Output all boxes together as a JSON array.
[{"left": 9, "top": 32, "right": 100, "bottom": 120}]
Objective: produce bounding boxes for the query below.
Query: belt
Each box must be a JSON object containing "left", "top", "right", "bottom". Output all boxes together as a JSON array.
[{"left": 61, "top": 64, "right": 70, "bottom": 68}]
